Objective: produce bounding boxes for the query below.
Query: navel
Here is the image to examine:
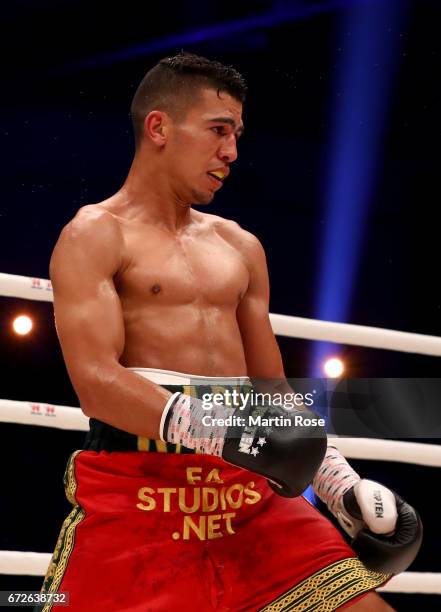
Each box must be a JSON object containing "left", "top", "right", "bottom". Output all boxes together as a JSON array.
[{"left": 151, "top": 283, "right": 161, "bottom": 295}]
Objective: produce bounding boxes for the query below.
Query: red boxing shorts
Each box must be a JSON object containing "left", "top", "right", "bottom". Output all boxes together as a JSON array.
[{"left": 40, "top": 371, "right": 391, "bottom": 611}]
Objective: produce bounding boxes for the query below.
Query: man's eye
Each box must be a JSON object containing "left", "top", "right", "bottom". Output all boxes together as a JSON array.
[{"left": 211, "top": 126, "right": 226, "bottom": 135}]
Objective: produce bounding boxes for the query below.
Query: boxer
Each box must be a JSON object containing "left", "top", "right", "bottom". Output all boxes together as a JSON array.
[{"left": 40, "top": 52, "right": 420, "bottom": 611}]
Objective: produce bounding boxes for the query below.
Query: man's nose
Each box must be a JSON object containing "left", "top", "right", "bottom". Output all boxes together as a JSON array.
[{"left": 219, "top": 135, "right": 238, "bottom": 163}]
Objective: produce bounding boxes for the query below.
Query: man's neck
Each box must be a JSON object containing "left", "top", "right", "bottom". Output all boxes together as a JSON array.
[{"left": 118, "top": 153, "right": 193, "bottom": 232}]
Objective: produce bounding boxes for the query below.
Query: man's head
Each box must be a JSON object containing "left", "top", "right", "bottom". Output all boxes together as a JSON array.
[{"left": 130, "top": 52, "right": 247, "bottom": 204}]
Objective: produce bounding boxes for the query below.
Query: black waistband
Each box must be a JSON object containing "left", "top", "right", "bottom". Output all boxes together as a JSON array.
[
  {"left": 82, "top": 382, "right": 250, "bottom": 453},
  {"left": 83, "top": 384, "right": 187, "bottom": 453}
]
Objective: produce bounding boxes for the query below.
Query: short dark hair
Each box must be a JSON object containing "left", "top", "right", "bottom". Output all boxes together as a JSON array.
[{"left": 130, "top": 52, "right": 247, "bottom": 148}]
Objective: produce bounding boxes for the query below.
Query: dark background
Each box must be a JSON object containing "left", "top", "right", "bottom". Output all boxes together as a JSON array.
[{"left": 1, "top": 0, "right": 439, "bottom": 609}]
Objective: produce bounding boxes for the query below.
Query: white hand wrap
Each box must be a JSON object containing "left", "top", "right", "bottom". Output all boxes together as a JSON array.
[
  {"left": 312, "top": 444, "right": 360, "bottom": 515},
  {"left": 159, "top": 392, "right": 228, "bottom": 456},
  {"left": 313, "top": 445, "right": 398, "bottom": 538}
]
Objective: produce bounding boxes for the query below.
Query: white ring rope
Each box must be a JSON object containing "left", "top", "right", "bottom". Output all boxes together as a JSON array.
[
  {"left": 0, "top": 273, "right": 53, "bottom": 302},
  {"left": 328, "top": 437, "right": 441, "bottom": 468},
  {"left": 1, "top": 272, "right": 440, "bottom": 594},
  {"left": 378, "top": 572, "right": 441, "bottom": 594},
  {"left": 0, "top": 399, "right": 88, "bottom": 431},
  {"left": 1, "top": 397, "right": 441, "bottom": 466},
  {"left": 1, "top": 272, "right": 441, "bottom": 356},
  {"left": 0, "top": 552, "right": 52, "bottom": 576},
  {"left": 270, "top": 313, "right": 441, "bottom": 357}
]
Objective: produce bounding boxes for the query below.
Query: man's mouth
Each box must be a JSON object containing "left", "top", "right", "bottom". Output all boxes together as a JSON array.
[{"left": 207, "top": 170, "right": 226, "bottom": 183}]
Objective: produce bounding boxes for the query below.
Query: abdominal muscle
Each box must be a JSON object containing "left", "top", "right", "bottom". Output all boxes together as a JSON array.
[{"left": 119, "top": 302, "right": 248, "bottom": 377}]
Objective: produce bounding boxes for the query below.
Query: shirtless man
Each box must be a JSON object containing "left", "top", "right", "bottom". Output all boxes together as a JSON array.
[{"left": 41, "top": 53, "right": 420, "bottom": 611}]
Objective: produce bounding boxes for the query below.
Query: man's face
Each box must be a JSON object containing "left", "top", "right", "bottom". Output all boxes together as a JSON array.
[{"left": 165, "top": 88, "right": 244, "bottom": 205}]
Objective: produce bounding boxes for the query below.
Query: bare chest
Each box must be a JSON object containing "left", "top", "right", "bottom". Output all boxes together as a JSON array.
[{"left": 115, "top": 226, "right": 249, "bottom": 306}]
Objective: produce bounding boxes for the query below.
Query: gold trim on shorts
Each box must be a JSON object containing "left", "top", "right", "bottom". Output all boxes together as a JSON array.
[
  {"left": 40, "top": 450, "right": 85, "bottom": 612},
  {"left": 260, "top": 557, "right": 391, "bottom": 612}
]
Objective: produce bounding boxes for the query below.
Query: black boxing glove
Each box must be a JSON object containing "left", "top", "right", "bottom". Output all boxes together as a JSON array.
[
  {"left": 222, "top": 399, "right": 327, "bottom": 497},
  {"left": 338, "top": 479, "right": 423, "bottom": 574},
  {"left": 160, "top": 391, "right": 327, "bottom": 497}
]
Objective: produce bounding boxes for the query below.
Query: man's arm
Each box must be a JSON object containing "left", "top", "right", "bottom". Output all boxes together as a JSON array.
[
  {"left": 50, "top": 206, "right": 171, "bottom": 437},
  {"left": 235, "top": 231, "right": 285, "bottom": 379}
]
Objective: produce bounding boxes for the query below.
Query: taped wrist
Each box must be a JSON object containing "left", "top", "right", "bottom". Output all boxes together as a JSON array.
[
  {"left": 160, "top": 392, "right": 228, "bottom": 456},
  {"left": 312, "top": 444, "right": 360, "bottom": 515}
]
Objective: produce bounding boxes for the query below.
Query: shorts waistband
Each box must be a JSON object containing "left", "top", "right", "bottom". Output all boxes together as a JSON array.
[
  {"left": 128, "top": 367, "right": 250, "bottom": 387},
  {"left": 83, "top": 377, "right": 251, "bottom": 454}
]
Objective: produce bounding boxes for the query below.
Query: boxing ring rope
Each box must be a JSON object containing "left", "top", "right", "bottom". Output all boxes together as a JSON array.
[
  {"left": 2, "top": 399, "right": 441, "bottom": 467},
  {"left": 1, "top": 271, "right": 441, "bottom": 595},
  {"left": 2, "top": 272, "right": 441, "bottom": 355}
]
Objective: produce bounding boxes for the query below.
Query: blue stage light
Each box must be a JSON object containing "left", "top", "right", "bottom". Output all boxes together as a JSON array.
[{"left": 312, "top": 0, "right": 410, "bottom": 377}]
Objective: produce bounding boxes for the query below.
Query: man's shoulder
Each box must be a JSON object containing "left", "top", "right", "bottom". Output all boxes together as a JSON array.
[
  {"left": 51, "top": 203, "right": 123, "bottom": 277},
  {"left": 71, "top": 203, "right": 119, "bottom": 228},
  {"left": 53, "top": 204, "right": 123, "bottom": 264},
  {"left": 197, "top": 211, "right": 263, "bottom": 252},
  {"left": 61, "top": 203, "right": 122, "bottom": 241}
]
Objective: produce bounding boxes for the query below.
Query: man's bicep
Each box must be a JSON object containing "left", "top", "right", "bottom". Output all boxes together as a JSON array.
[
  {"left": 50, "top": 212, "right": 125, "bottom": 389},
  {"left": 53, "top": 281, "right": 125, "bottom": 373}
]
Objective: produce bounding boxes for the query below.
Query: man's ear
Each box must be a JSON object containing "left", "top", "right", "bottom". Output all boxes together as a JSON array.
[{"left": 143, "top": 110, "right": 170, "bottom": 146}]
